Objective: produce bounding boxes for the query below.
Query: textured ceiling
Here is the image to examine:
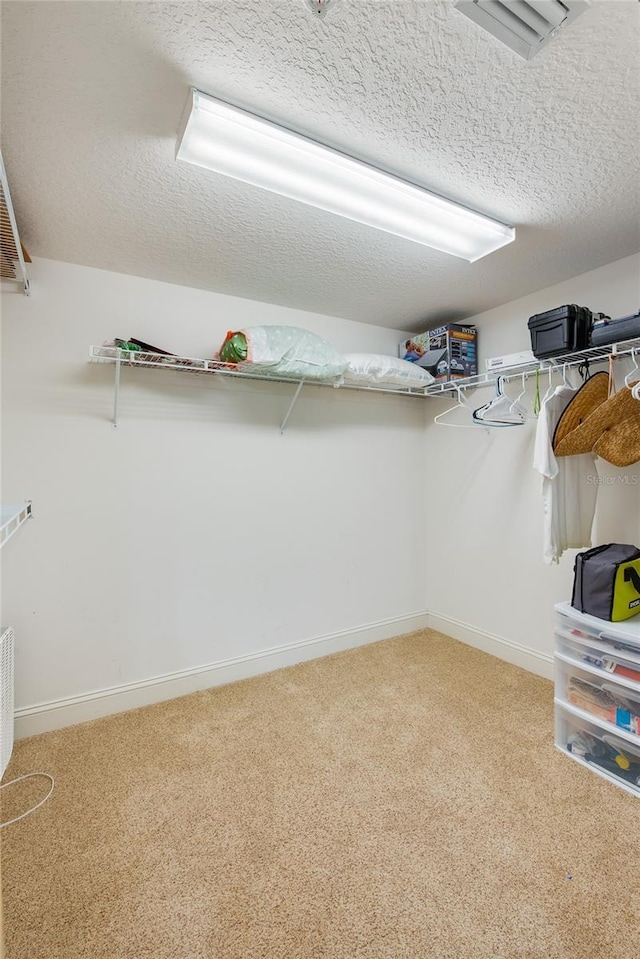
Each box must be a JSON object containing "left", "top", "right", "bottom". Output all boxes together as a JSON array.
[{"left": 1, "top": 0, "right": 639, "bottom": 330}]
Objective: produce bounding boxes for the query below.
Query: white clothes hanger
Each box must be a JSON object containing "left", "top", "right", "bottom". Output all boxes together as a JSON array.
[
  {"left": 509, "top": 372, "right": 529, "bottom": 414},
  {"left": 473, "top": 376, "right": 526, "bottom": 426},
  {"left": 624, "top": 347, "right": 639, "bottom": 389},
  {"left": 433, "top": 383, "right": 485, "bottom": 429},
  {"left": 560, "top": 363, "right": 575, "bottom": 390},
  {"left": 541, "top": 365, "right": 556, "bottom": 405}
]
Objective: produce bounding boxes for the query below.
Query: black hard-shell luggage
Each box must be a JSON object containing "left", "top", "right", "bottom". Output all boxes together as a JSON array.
[
  {"left": 590, "top": 312, "right": 640, "bottom": 347},
  {"left": 527, "top": 304, "right": 593, "bottom": 359}
]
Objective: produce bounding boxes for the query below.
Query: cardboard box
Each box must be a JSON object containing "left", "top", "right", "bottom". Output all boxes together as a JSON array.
[{"left": 398, "top": 324, "right": 477, "bottom": 381}]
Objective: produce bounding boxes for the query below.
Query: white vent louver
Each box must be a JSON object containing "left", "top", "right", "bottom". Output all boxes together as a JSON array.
[
  {"left": 0, "top": 627, "right": 15, "bottom": 779},
  {"left": 303, "top": 0, "right": 341, "bottom": 16},
  {"left": 0, "top": 151, "right": 30, "bottom": 295},
  {"left": 455, "top": 0, "right": 589, "bottom": 60}
]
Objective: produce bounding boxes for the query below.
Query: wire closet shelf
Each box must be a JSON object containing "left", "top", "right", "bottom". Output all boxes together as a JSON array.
[
  {"left": 88, "top": 345, "right": 435, "bottom": 397},
  {"left": 424, "top": 337, "right": 640, "bottom": 397},
  {"left": 89, "top": 344, "right": 434, "bottom": 431}
]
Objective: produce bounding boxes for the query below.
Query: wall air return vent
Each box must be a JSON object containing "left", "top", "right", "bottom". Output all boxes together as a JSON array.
[
  {"left": 0, "top": 627, "right": 14, "bottom": 779},
  {"left": 455, "top": 0, "right": 589, "bottom": 60}
]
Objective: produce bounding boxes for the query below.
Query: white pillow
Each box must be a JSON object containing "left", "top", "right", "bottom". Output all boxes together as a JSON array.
[
  {"left": 341, "top": 353, "right": 434, "bottom": 390},
  {"left": 236, "top": 326, "right": 348, "bottom": 380}
]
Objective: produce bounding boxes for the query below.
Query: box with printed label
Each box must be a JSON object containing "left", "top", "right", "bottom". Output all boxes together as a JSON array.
[{"left": 398, "top": 324, "right": 477, "bottom": 381}]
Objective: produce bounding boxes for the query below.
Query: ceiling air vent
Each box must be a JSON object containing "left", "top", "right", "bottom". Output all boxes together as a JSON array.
[
  {"left": 303, "top": 0, "right": 341, "bottom": 17},
  {"left": 0, "top": 151, "right": 30, "bottom": 295},
  {"left": 455, "top": 0, "right": 589, "bottom": 60}
]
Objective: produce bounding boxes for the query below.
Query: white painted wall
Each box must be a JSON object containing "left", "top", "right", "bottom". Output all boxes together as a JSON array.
[
  {"left": 1, "top": 258, "right": 428, "bottom": 734},
  {"left": 426, "top": 253, "right": 640, "bottom": 676},
  {"left": 2, "top": 253, "right": 639, "bottom": 733}
]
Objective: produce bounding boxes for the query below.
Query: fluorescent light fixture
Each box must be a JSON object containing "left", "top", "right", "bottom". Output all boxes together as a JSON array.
[
  {"left": 176, "top": 89, "right": 515, "bottom": 262},
  {"left": 455, "top": 0, "right": 589, "bottom": 60}
]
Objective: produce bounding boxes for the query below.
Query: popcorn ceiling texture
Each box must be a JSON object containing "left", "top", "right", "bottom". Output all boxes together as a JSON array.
[{"left": 1, "top": 0, "right": 639, "bottom": 329}]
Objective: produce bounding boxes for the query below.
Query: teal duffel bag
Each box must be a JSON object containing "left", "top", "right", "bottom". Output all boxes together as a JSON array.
[{"left": 572, "top": 544, "right": 640, "bottom": 622}]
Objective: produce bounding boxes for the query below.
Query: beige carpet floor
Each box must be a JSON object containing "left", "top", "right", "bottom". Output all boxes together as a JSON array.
[{"left": 1, "top": 629, "right": 639, "bottom": 959}]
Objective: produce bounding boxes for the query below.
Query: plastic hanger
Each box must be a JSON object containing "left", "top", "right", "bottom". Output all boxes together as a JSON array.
[
  {"left": 473, "top": 376, "right": 527, "bottom": 426},
  {"left": 533, "top": 369, "right": 542, "bottom": 416},
  {"left": 541, "top": 366, "right": 556, "bottom": 405},
  {"left": 433, "top": 383, "right": 483, "bottom": 429},
  {"left": 560, "top": 363, "right": 575, "bottom": 390},
  {"left": 509, "top": 372, "right": 529, "bottom": 414},
  {"left": 473, "top": 377, "right": 524, "bottom": 425},
  {"left": 624, "top": 347, "right": 639, "bottom": 389}
]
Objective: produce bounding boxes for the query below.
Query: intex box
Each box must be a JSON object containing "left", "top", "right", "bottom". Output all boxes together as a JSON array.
[{"left": 399, "top": 324, "right": 477, "bottom": 381}]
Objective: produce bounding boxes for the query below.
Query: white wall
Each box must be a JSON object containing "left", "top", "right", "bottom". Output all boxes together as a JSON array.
[
  {"left": 1, "top": 258, "right": 428, "bottom": 735},
  {"left": 426, "top": 253, "right": 640, "bottom": 676},
  {"left": 3, "top": 253, "right": 639, "bottom": 735}
]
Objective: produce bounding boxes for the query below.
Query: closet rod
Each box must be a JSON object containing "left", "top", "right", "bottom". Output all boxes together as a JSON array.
[{"left": 425, "top": 336, "right": 640, "bottom": 397}]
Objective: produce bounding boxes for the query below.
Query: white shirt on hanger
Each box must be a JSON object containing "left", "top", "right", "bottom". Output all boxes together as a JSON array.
[{"left": 533, "top": 384, "right": 598, "bottom": 565}]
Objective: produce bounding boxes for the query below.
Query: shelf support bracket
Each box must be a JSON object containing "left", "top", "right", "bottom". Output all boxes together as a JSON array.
[
  {"left": 0, "top": 500, "right": 33, "bottom": 551},
  {"left": 113, "top": 351, "right": 121, "bottom": 428},
  {"left": 280, "top": 380, "right": 305, "bottom": 434}
]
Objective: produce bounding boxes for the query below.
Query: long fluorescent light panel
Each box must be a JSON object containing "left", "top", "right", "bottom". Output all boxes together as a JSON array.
[{"left": 176, "top": 89, "right": 515, "bottom": 262}]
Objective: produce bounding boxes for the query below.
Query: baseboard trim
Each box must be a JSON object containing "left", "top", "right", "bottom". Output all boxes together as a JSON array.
[
  {"left": 15, "top": 611, "right": 429, "bottom": 739},
  {"left": 427, "top": 611, "right": 553, "bottom": 680}
]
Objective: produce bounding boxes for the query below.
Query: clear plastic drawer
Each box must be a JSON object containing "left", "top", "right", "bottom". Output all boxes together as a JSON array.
[
  {"left": 555, "top": 626, "right": 640, "bottom": 693},
  {"left": 555, "top": 659, "right": 640, "bottom": 736},
  {"left": 555, "top": 707, "right": 640, "bottom": 797},
  {"left": 556, "top": 605, "right": 640, "bottom": 650}
]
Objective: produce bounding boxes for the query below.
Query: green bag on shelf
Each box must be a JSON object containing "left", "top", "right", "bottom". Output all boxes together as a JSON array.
[
  {"left": 219, "top": 331, "right": 248, "bottom": 364},
  {"left": 572, "top": 544, "right": 640, "bottom": 622}
]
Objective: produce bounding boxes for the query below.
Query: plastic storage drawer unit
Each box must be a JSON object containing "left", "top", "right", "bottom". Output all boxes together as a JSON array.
[{"left": 554, "top": 601, "right": 640, "bottom": 797}]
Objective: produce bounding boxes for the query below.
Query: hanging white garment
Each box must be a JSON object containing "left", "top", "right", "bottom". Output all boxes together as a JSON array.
[{"left": 533, "top": 384, "right": 598, "bottom": 565}]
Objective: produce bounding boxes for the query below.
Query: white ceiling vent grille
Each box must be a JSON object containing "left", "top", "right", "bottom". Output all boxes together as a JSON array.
[
  {"left": 0, "top": 151, "right": 30, "bottom": 295},
  {"left": 455, "top": 0, "right": 589, "bottom": 60},
  {"left": 303, "top": 0, "right": 341, "bottom": 17}
]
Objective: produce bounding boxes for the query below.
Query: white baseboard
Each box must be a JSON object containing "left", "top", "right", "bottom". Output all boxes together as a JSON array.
[
  {"left": 14, "top": 611, "right": 429, "bottom": 739},
  {"left": 427, "top": 611, "right": 553, "bottom": 680}
]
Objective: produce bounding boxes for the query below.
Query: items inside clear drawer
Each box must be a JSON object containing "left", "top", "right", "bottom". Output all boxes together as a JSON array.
[
  {"left": 557, "top": 711, "right": 640, "bottom": 792},
  {"left": 556, "top": 625, "right": 640, "bottom": 686},
  {"left": 558, "top": 660, "right": 640, "bottom": 734}
]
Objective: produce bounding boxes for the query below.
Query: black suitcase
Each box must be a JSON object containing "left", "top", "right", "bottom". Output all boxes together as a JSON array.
[
  {"left": 527, "top": 304, "right": 593, "bottom": 359},
  {"left": 590, "top": 311, "right": 640, "bottom": 347}
]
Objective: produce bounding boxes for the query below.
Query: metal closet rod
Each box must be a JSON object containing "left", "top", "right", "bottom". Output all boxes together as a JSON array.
[{"left": 504, "top": 341, "right": 639, "bottom": 383}]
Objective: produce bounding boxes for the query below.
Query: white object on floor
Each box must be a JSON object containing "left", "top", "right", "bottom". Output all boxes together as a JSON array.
[{"left": 0, "top": 626, "right": 15, "bottom": 778}]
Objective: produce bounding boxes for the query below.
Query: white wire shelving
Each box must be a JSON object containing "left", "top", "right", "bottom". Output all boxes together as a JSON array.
[
  {"left": 89, "top": 345, "right": 434, "bottom": 431},
  {"left": 425, "top": 337, "right": 640, "bottom": 397},
  {"left": 90, "top": 336, "right": 640, "bottom": 430},
  {"left": 0, "top": 502, "right": 33, "bottom": 550}
]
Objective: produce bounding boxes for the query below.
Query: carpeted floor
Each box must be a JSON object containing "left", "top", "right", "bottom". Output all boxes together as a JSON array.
[{"left": 1, "top": 629, "right": 638, "bottom": 959}]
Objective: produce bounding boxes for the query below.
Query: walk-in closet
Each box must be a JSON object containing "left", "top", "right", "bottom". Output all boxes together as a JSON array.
[{"left": 1, "top": 3, "right": 639, "bottom": 957}]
